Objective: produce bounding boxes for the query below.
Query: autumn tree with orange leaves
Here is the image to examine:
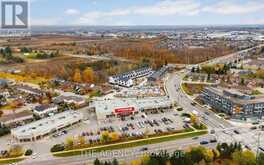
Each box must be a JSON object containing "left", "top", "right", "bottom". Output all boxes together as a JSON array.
[
  {"left": 73, "top": 68, "right": 82, "bottom": 82},
  {"left": 82, "top": 67, "right": 94, "bottom": 83}
]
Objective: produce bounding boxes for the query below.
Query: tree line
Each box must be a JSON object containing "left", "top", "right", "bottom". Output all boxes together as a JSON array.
[{"left": 93, "top": 142, "right": 264, "bottom": 165}]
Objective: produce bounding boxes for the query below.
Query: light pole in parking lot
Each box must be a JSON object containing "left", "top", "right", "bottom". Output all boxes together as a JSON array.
[
  {"left": 176, "top": 88, "right": 180, "bottom": 103},
  {"left": 256, "top": 132, "right": 261, "bottom": 164}
]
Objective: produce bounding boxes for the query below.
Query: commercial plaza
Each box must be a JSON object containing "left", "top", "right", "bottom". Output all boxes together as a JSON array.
[
  {"left": 9, "top": 96, "right": 173, "bottom": 142},
  {"left": 93, "top": 97, "right": 173, "bottom": 121},
  {"left": 11, "top": 111, "right": 83, "bottom": 142}
]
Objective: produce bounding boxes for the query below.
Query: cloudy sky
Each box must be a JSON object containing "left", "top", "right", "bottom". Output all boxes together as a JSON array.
[{"left": 30, "top": 0, "right": 264, "bottom": 26}]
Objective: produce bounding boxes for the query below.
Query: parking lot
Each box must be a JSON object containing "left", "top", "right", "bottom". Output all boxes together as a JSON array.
[
  {"left": 0, "top": 106, "right": 191, "bottom": 155},
  {"left": 48, "top": 108, "right": 188, "bottom": 145}
]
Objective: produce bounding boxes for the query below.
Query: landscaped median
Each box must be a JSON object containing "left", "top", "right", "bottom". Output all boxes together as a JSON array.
[
  {"left": 0, "top": 157, "right": 25, "bottom": 165},
  {"left": 52, "top": 130, "right": 208, "bottom": 157},
  {"left": 0, "top": 146, "right": 33, "bottom": 164}
]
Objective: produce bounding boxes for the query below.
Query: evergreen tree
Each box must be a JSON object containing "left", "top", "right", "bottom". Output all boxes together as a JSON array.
[
  {"left": 112, "top": 158, "right": 119, "bottom": 165},
  {"left": 94, "top": 158, "right": 101, "bottom": 165}
]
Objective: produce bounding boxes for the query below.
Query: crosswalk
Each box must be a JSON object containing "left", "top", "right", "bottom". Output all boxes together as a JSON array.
[{"left": 213, "top": 127, "right": 264, "bottom": 153}]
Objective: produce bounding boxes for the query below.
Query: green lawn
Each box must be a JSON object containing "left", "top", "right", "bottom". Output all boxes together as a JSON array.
[
  {"left": 53, "top": 130, "right": 207, "bottom": 157},
  {"left": 192, "top": 123, "right": 208, "bottom": 130},
  {"left": 0, "top": 157, "right": 24, "bottom": 165},
  {"left": 181, "top": 83, "right": 194, "bottom": 96}
]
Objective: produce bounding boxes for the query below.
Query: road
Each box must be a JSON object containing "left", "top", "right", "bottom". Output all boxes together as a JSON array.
[
  {"left": 19, "top": 134, "right": 216, "bottom": 165},
  {"left": 163, "top": 44, "right": 264, "bottom": 155},
  {"left": 165, "top": 72, "right": 233, "bottom": 130},
  {"left": 166, "top": 44, "right": 264, "bottom": 130},
  {"left": 200, "top": 44, "right": 264, "bottom": 65},
  {"left": 13, "top": 44, "right": 264, "bottom": 164},
  {"left": 66, "top": 54, "right": 133, "bottom": 63}
]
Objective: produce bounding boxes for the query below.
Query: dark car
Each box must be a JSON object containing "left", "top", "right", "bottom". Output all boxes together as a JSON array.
[
  {"left": 205, "top": 112, "right": 210, "bottom": 115},
  {"left": 200, "top": 141, "right": 209, "bottom": 145},
  {"left": 192, "top": 137, "right": 199, "bottom": 140},
  {"left": 234, "top": 130, "right": 240, "bottom": 134},
  {"left": 252, "top": 122, "right": 259, "bottom": 125},
  {"left": 140, "top": 147, "right": 148, "bottom": 151},
  {"left": 245, "top": 145, "right": 251, "bottom": 150},
  {"left": 209, "top": 139, "right": 217, "bottom": 143}
]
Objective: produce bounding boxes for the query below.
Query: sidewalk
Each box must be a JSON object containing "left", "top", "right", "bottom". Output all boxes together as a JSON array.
[{"left": 52, "top": 130, "right": 207, "bottom": 156}]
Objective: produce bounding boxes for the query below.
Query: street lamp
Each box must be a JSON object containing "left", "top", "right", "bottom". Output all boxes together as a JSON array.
[{"left": 256, "top": 132, "right": 261, "bottom": 164}]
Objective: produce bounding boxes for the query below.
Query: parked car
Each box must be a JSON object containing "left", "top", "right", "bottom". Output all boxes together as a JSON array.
[{"left": 252, "top": 122, "right": 259, "bottom": 125}]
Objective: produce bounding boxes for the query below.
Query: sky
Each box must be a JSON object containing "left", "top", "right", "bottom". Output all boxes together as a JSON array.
[{"left": 29, "top": 0, "right": 264, "bottom": 26}]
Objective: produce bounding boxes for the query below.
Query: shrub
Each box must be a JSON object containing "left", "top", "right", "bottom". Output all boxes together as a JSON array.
[
  {"left": 9, "top": 145, "right": 24, "bottom": 157},
  {"left": 0, "top": 124, "right": 10, "bottom": 137},
  {"left": 51, "top": 144, "right": 65, "bottom": 152},
  {"left": 181, "top": 113, "right": 191, "bottom": 118},
  {"left": 25, "top": 149, "right": 33, "bottom": 156}
]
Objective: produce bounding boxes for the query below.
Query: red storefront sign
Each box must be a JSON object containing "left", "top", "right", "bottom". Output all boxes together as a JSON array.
[{"left": 115, "top": 107, "right": 135, "bottom": 114}]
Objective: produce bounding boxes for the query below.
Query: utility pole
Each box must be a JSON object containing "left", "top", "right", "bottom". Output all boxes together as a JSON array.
[{"left": 256, "top": 132, "right": 261, "bottom": 165}]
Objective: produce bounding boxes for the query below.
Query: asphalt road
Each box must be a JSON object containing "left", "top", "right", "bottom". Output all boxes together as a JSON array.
[
  {"left": 19, "top": 134, "right": 216, "bottom": 165},
  {"left": 165, "top": 72, "right": 233, "bottom": 130},
  {"left": 15, "top": 44, "right": 264, "bottom": 164}
]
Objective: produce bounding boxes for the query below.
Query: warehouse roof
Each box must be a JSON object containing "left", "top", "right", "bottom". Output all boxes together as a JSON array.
[
  {"left": 0, "top": 111, "right": 33, "bottom": 124},
  {"left": 93, "top": 96, "right": 172, "bottom": 116},
  {"left": 11, "top": 111, "right": 83, "bottom": 138},
  {"left": 204, "top": 87, "right": 264, "bottom": 105}
]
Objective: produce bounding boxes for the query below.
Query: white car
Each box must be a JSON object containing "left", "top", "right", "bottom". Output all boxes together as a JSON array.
[{"left": 32, "top": 153, "right": 38, "bottom": 159}]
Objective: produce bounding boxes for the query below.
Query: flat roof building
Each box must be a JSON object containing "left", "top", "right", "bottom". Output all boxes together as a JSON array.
[
  {"left": 148, "top": 65, "right": 170, "bottom": 82},
  {"left": 0, "top": 111, "right": 33, "bottom": 127},
  {"left": 11, "top": 111, "right": 83, "bottom": 142},
  {"left": 93, "top": 97, "right": 172, "bottom": 120},
  {"left": 201, "top": 87, "right": 264, "bottom": 119},
  {"left": 33, "top": 104, "right": 58, "bottom": 118},
  {"left": 16, "top": 85, "right": 44, "bottom": 96},
  {"left": 53, "top": 95, "right": 86, "bottom": 107},
  {"left": 0, "top": 79, "right": 8, "bottom": 86}
]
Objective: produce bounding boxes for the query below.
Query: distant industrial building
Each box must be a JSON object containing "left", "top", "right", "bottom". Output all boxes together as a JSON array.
[
  {"left": 11, "top": 111, "right": 83, "bottom": 142},
  {"left": 201, "top": 87, "right": 264, "bottom": 119},
  {"left": 93, "top": 97, "right": 172, "bottom": 120},
  {"left": 0, "top": 79, "right": 8, "bottom": 87},
  {"left": 109, "top": 67, "right": 153, "bottom": 87}
]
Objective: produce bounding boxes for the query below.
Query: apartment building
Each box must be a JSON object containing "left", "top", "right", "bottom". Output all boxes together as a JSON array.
[
  {"left": 201, "top": 87, "right": 264, "bottom": 119},
  {"left": 109, "top": 67, "right": 153, "bottom": 87}
]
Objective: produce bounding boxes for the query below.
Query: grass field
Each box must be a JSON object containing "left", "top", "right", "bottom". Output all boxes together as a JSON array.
[
  {"left": 0, "top": 157, "right": 24, "bottom": 165},
  {"left": 53, "top": 130, "right": 207, "bottom": 157}
]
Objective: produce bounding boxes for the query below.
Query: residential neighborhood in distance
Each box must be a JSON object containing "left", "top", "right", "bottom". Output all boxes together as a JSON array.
[{"left": 1, "top": 0, "right": 264, "bottom": 165}]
